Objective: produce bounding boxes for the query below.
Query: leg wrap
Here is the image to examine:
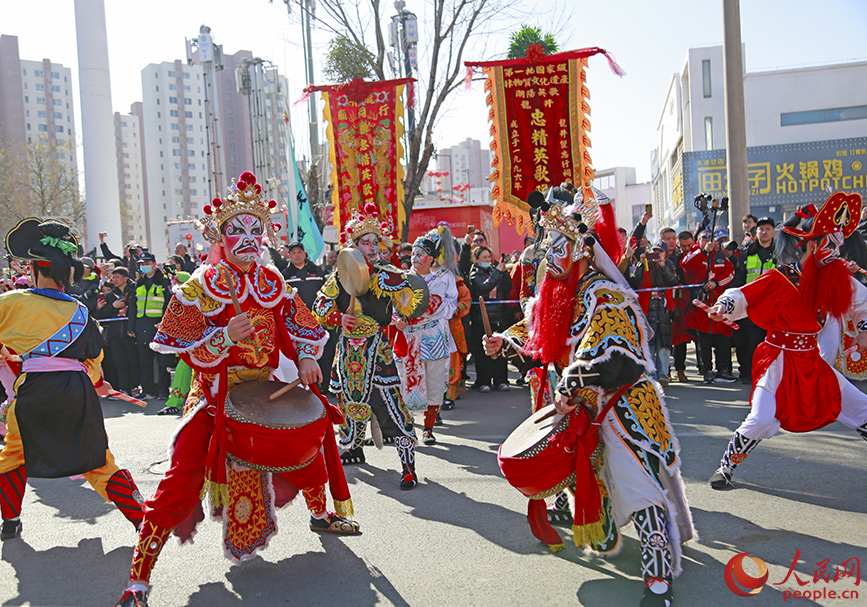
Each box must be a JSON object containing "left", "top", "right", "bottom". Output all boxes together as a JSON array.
[
  {"left": 395, "top": 435, "right": 415, "bottom": 473},
  {"left": 106, "top": 469, "right": 145, "bottom": 530},
  {"left": 720, "top": 430, "right": 761, "bottom": 476},
  {"left": 423, "top": 405, "right": 439, "bottom": 431},
  {"left": 339, "top": 416, "right": 367, "bottom": 451},
  {"left": 633, "top": 505, "right": 672, "bottom": 583},
  {"left": 129, "top": 520, "right": 172, "bottom": 584},
  {"left": 0, "top": 465, "right": 26, "bottom": 520},
  {"left": 857, "top": 423, "right": 867, "bottom": 443},
  {"left": 302, "top": 485, "right": 327, "bottom": 517}
]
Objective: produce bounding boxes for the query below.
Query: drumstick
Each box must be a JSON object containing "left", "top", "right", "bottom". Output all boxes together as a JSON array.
[
  {"left": 692, "top": 299, "right": 740, "bottom": 330},
  {"left": 224, "top": 269, "right": 261, "bottom": 349},
  {"left": 107, "top": 389, "right": 147, "bottom": 408},
  {"left": 479, "top": 297, "right": 498, "bottom": 360},
  {"left": 268, "top": 377, "right": 303, "bottom": 401}
]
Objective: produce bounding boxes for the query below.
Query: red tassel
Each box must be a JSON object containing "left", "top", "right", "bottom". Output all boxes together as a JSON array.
[
  {"left": 406, "top": 80, "right": 415, "bottom": 108},
  {"left": 570, "top": 437, "right": 602, "bottom": 531},
  {"left": 527, "top": 498, "right": 563, "bottom": 548},
  {"left": 595, "top": 190, "right": 623, "bottom": 263},
  {"left": 603, "top": 50, "right": 626, "bottom": 77},
  {"left": 464, "top": 65, "right": 474, "bottom": 91},
  {"left": 293, "top": 88, "right": 313, "bottom": 107}
]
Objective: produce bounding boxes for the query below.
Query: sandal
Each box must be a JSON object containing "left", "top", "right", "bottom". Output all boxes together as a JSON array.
[
  {"left": 309, "top": 512, "right": 361, "bottom": 535},
  {"left": 340, "top": 447, "right": 365, "bottom": 465},
  {"left": 157, "top": 405, "right": 182, "bottom": 416}
]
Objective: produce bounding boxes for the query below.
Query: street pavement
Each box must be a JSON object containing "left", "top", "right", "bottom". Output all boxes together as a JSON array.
[{"left": 0, "top": 364, "right": 865, "bottom": 607}]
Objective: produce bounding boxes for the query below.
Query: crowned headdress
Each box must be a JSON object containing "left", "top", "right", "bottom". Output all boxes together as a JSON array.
[
  {"left": 539, "top": 184, "right": 629, "bottom": 290},
  {"left": 200, "top": 171, "right": 282, "bottom": 244},
  {"left": 338, "top": 202, "right": 394, "bottom": 249}
]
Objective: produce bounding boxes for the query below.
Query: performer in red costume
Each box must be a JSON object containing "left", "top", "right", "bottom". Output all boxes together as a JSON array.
[
  {"left": 115, "top": 172, "right": 356, "bottom": 607},
  {"left": 707, "top": 191, "right": 867, "bottom": 489}
]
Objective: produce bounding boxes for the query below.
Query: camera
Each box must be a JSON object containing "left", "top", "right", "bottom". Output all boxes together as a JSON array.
[{"left": 693, "top": 193, "right": 729, "bottom": 214}]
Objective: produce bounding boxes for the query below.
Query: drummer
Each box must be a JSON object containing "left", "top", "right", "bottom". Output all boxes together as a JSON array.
[
  {"left": 312, "top": 202, "right": 428, "bottom": 489},
  {"left": 484, "top": 186, "right": 694, "bottom": 607},
  {"left": 116, "top": 172, "right": 356, "bottom": 607}
]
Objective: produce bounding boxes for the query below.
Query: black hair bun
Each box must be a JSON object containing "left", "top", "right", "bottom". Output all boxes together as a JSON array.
[
  {"left": 38, "top": 220, "right": 71, "bottom": 240},
  {"left": 549, "top": 186, "right": 574, "bottom": 205},
  {"left": 584, "top": 235, "right": 596, "bottom": 248}
]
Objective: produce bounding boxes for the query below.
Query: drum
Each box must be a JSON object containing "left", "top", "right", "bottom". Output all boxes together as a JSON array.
[
  {"left": 497, "top": 404, "right": 599, "bottom": 500},
  {"left": 224, "top": 380, "right": 328, "bottom": 472}
]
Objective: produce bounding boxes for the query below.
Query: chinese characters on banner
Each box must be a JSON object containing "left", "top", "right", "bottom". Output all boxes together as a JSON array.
[
  {"left": 304, "top": 78, "right": 414, "bottom": 236},
  {"left": 465, "top": 47, "right": 623, "bottom": 234},
  {"left": 683, "top": 137, "right": 867, "bottom": 212}
]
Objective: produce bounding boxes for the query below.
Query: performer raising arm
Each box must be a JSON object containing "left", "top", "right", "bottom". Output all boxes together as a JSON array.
[
  {"left": 0, "top": 219, "right": 144, "bottom": 542},
  {"left": 707, "top": 191, "right": 867, "bottom": 489}
]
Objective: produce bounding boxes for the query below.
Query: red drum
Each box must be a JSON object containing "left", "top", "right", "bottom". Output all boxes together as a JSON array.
[
  {"left": 225, "top": 381, "right": 327, "bottom": 472},
  {"left": 498, "top": 404, "right": 600, "bottom": 500}
]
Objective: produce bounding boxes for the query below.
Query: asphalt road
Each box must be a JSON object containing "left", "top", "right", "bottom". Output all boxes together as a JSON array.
[{"left": 1, "top": 364, "right": 865, "bottom": 607}]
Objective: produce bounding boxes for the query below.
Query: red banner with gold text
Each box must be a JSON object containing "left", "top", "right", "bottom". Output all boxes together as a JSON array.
[
  {"left": 466, "top": 47, "right": 623, "bottom": 234},
  {"left": 305, "top": 78, "right": 414, "bottom": 236}
]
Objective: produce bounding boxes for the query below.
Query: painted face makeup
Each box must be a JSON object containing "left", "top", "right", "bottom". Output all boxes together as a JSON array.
[
  {"left": 411, "top": 247, "right": 432, "bottom": 273},
  {"left": 224, "top": 214, "right": 264, "bottom": 263},
  {"left": 545, "top": 231, "right": 575, "bottom": 278},
  {"left": 814, "top": 231, "right": 843, "bottom": 266},
  {"left": 356, "top": 234, "right": 381, "bottom": 262}
]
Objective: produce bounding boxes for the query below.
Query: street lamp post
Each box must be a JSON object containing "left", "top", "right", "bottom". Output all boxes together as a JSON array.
[{"left": 390, "top": 1, "right": 418, "bottom": 146}]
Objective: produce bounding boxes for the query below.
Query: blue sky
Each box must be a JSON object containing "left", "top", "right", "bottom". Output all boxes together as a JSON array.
[{"left": 4, "top": 0, "right": 866, "bottom": 183}]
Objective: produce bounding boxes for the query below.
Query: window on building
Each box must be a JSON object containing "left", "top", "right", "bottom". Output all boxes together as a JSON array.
[
  {"left": 37, "top": 110, "right": 46, "bottom": 118},
  {"left": 185, "top": 111, "right": 192, "bottom": 118},
  {"left": 188, "top": 150, "right": 195, "bottom": 157},
  {"left": 51, "top": 71, "right": 59, "bottom": 79},
  {"left": 169, "top": 96, "right": 177, "bottom": 104},
  {"left": 55, "top": 125, "right": 63, "bottom": 133},
  {"left": 186, "top": 124, "right": 193, "bottom": 131},
  {"left": 38, "top": 124, "right": 47, "bottom": 132},
  {"left": 169, "top": 83, "right": 176, "bottom": 90},
  {"left": 54, "top": 112, "right": 62, "bottom": 119},
  {"left": 34, "top": 69, "right": 42, "bottom": 77},
  {"left": 52, "top": 85, "right": 60, "bottom": 92},
  {"left": 171, "top": 123, "right": 179, "bottom": 130},
  {"left": 36, "top": 97, "right": 44, "bottom": 104},
  {"left": 172, "top": 149, "right": 180, "bottom": 156},
  {"left": 172, "top": 136, "right": 179, "bottom": 143},
  {"left": 185, "top": 98, "right": 192, "bottom": 105},
  {"left": 184, "top": 85, "right": 190, "bottom": 92},
  {"left": 54, "top": 99, "right": 60, "bottom": 106},
  {"left": 780, "top": 105, "right": 867, "bottom": 126},
  {"left": 35, "top": 83, "right": 44, "bottom": 91},
  {"left": 170, "top": 109, "right": 178, "bottom": 117},
  {"left": 189, "top": 163, "right": 196, "bottom": 170},
  {"left": 173, "top": 162, "right": 181, "bottom": 169},
  {"left": 704, "top": 117, "right": 713, "bottom": 150},
  {"left": 702, "top": 59, "right": 712, "bottom": 98},
  {"left": 184, "top": 72, "right": 190, "bottom": 80},
  {"left": 167, "top": 70, "right": 174, "bottom": 77}
]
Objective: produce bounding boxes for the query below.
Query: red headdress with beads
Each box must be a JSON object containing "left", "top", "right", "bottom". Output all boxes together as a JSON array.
[
  {"left": 200, "top": 171, "right": 282, "bottom": 244},
  {"left": 338, "top": 202, "right": 394, "bottom": 249}
]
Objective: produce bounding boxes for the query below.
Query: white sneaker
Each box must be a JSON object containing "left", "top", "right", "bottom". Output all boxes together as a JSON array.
[{"left": 479, "top": 385, "right": 491, "bottom": 393}]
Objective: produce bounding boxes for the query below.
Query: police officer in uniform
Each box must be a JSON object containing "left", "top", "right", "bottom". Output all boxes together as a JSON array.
[{"left": 127, "top": 251, "right": 173, "bottom": 399}]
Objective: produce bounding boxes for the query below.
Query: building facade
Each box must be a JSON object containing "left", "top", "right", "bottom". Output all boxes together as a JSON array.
[
  {"left": 431, "top": 137, "right": 495, "bottom": 197},
  {"left": 0, "top": 34, "right": 77, "bottom": 169},
  {"left": 114, "top": 111, "right": 146, "bottom": 246},
  {"left": 653, "top": 45, "right": 867, "bottom": 232}
]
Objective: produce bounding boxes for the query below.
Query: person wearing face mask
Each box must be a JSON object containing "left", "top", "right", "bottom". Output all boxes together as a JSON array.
[
  {"left": 468, "top": 245, "right": 512, "bottom": 393},
  {"left": 126, "top": 251, "right": 173, "bottom": 400}
]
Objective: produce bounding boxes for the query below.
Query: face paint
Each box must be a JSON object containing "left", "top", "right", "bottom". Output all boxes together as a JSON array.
[
  {"left": 545, "top": 231, "right": 575, "bottom": 279},
  {"left": 412, "top": 247, "right": 432, "bottom": 273},
  {"left": 355, "top": 234, "right": 381, "bottom": 262},
  {"left": 223, "top": 214, "right": 264, "bottom": 263},
  {"left": 813, "top": 231, "right": 843, "bottom": 266}
]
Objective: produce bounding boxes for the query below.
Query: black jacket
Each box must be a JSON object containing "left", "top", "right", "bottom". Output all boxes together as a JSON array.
[
  {"left": 468, "top": 263, "right": 512, "bottom": 327},
  {"left": 283, "top": 261, "right": 326, "bottom": 310}
]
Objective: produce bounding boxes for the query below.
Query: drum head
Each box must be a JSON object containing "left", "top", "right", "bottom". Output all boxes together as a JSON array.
[
  {"left": 500, "top": 405, "right": 566, "bottom": 458},
  {"left": 227, "top": 381, "right": 325, "bottom": 429},
  {"left": 338, "top": 248, "right": 370, "bottom": 296},
  {"left": 401, "top": 273, "right": 430, "bottom": 319}
]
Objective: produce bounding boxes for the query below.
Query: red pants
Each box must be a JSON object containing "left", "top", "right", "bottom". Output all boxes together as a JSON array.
[{"left": 143, "top": 407, "right": 327, "bottom": 529}]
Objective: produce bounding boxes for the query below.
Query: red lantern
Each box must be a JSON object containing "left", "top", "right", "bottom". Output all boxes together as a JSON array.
[{"left": 185, "top": 233, "right": 192, "bottom": 241}]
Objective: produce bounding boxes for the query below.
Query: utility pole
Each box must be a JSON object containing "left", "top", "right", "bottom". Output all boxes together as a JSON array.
[
  {"left": 722, "top": 0, "right": 749, "bottom": 242},
  {"left": 389, "top": 0, "right": 418, "bottom": 154},
  {"left": 300, "top": 0, "right": 320, "bottom": 164},
  {"left": 187, "top": 26, "right": 225, "bottom": 199}
]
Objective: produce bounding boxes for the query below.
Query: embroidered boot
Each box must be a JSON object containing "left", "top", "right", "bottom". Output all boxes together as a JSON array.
[
  {"left": 710, "top": 430, "right": 761, "bottom": 489},
  {"left": 634, "top": 505, "right": 673, "bottom": 607},
  {"left": 0, "top": 465, "right": 26, "bottom": 540},
  {"left": 395, "top": 435, "right": 417, "bottom": 490},
  {"left": 128, "top": 520, "right": 172, "bottom": 589}
]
